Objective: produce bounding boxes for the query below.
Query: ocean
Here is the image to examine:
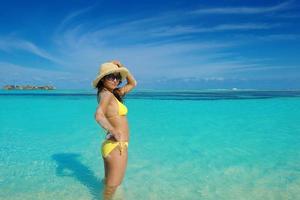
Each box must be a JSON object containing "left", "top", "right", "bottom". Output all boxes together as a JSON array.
[{"left": 1, "top": 89, "right": 300, "bottom": 200}]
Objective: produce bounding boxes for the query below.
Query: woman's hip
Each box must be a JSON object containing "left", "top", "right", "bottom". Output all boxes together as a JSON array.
[{"left": 101, "top": 139, "right": 129, "bottom": 158}]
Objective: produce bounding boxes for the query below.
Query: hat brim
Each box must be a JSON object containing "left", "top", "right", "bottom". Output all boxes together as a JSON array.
[{"left": 92, "top": 67, "right": 129, "bottom": 88}]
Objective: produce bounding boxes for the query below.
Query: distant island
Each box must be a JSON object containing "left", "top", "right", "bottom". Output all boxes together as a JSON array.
[{"left": 2, "top": 85, "right": 56, "bottom": 90}]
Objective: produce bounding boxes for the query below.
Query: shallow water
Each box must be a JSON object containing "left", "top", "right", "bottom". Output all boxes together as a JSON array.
[{"left": 1, "top": 90, "right": 300, "bottom": 200}]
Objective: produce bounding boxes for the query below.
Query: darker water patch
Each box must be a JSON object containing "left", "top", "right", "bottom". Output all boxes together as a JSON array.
[{"left": 1, "top": 90, "right": 300, "bottom": 100}]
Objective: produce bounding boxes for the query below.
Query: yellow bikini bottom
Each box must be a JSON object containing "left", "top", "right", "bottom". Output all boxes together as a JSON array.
[{"left": 101, "top": 139, "right": 129, "bottom": 158}]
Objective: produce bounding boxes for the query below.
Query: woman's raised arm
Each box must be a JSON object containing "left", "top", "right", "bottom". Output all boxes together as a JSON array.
[{"left": 111, "top": 60, "right": 137, "bottom": 96}]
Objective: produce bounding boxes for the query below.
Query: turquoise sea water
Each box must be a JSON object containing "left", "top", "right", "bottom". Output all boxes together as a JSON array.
[{"left": 1, "top": 90, "right": 300, "bottom": 200}]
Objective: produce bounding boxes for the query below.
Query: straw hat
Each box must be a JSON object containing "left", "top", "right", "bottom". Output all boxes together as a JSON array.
[{"left": 92, "top": 62, "right": 129, "bottom": 88}]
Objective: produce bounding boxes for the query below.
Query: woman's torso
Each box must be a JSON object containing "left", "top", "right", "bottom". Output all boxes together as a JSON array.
[{"left": 102, "top": 92, "right": 129, "bottom": 141}]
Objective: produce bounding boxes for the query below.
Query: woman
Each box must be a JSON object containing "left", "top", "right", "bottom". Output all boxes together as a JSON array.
[{"left": 93, "top": 60, "right": 137, "bottom": 200}]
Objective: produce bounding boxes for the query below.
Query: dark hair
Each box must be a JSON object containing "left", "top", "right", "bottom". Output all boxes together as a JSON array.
[{"left": 96, "top": 75, "right": 123, "bottom": 103}]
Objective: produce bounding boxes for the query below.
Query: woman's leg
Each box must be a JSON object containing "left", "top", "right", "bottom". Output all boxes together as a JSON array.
[{"left": 102, "top": 145, "right": 128, "bottom": 200}]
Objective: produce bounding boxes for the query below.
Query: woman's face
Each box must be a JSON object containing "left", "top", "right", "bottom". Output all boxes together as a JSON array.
[{"left": 102, "top": 73, "right": 122, "bottom": 90}]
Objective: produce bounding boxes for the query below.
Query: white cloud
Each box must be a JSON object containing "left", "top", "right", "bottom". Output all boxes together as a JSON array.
[
  {"left": 204, "top": 77, "right": 225, "bottom": 81},
  {"left": 0, "top": 37, "right": 62, "bottom": 64},
  {"left": 228, "top": 33, "right": 300, "bottom": 44},
  {"left": 192, "top": 1, "right": 293, "bottom": 15},
  {"left": 257, "top": 34, "right": 300, "bottom": 41},
  {"left": 48, "top": 12, "right": 297, "bottom": 86},
  {"left": 55, "top": 6, "right": 95, "bottom": 35},
  {"left": 151, "top": 23, "right": 279, "bottom": 37},
  {"left": 0, "top": 62, "right": 72, "bottom": 84},
  {"left": 54, "top": 34, "right": 237, "bottom": 79}
]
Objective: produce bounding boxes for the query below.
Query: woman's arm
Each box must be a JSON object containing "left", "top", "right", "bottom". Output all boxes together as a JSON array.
[
  {"left": 94, "top": 91, "right": 120, "bottom": 141},
  {"left": 119, "top": 71, "right": 137, "bottom": 96},
  {"left": 112, "top": 60, "right": 137, "bottom": 96}
]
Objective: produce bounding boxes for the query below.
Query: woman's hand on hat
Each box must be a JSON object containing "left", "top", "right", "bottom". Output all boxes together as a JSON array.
[{"left": 111, "top": 60, "right": 123, "bottom": 68}]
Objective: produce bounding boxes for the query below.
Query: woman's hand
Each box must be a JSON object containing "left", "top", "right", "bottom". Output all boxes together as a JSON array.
[
  {"left": 111, "top": 60, "right": 123, "bottom": 68},
  {"left": 109, "top": 129, "right": 121, "bottom": 141}
]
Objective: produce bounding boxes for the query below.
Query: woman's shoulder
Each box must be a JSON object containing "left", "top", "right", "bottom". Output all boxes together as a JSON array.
[{"left": 99, "top": 90, "right": 114, "bottom": 101}]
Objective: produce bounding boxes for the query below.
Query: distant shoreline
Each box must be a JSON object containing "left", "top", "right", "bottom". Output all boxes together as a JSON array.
[
  {"left": 1, "top": 89, "right": 300, "bottom": 100},
  {"left": 1, "top": 88, "right": 300, "bottom": 92},
  {"left": 2, "top": 85, "right": 56, "bottom": 90}
]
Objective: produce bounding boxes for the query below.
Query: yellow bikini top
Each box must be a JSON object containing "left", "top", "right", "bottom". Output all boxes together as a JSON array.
[{"left": 113, "top": 95, "right": 128, "bottom": 116}]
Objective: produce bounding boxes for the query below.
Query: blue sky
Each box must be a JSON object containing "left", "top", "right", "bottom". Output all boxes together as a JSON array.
[{"left": 0, "top": 0, "right": 300, "bottom": 89}]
